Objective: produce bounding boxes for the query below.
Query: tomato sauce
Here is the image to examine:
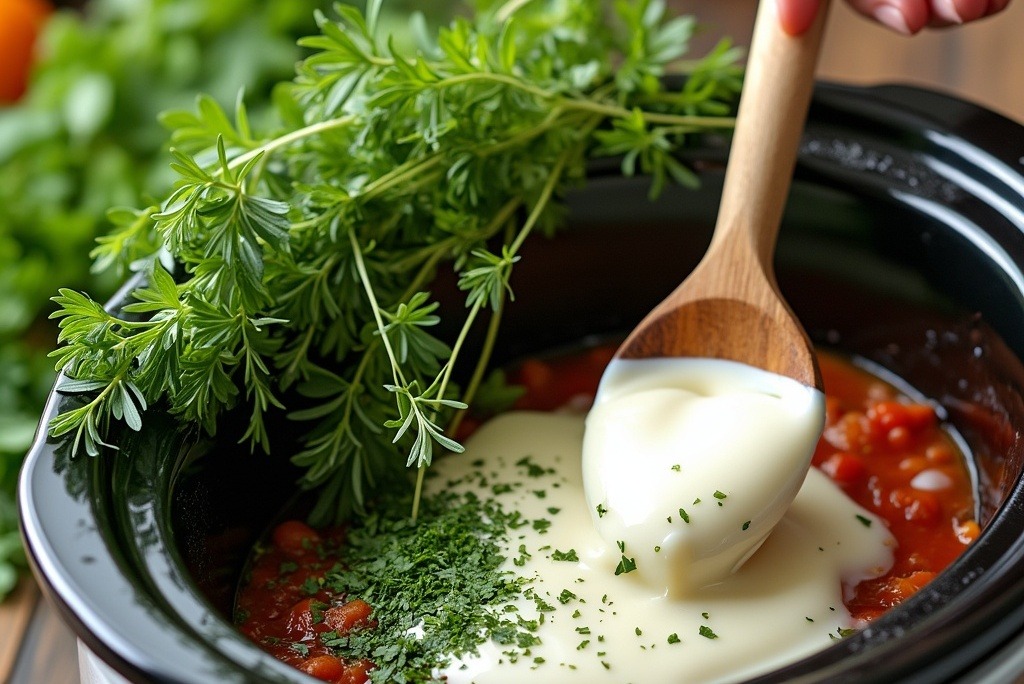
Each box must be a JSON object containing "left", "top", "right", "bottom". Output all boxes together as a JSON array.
[
  {"left": 235, "top": 521, "right": 375, "bottom": 682},
  {"left": 235, "top": 347, "right": 977, "bottom": 680}
]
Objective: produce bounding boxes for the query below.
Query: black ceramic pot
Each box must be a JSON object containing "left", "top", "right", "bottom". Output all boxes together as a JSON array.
[{"left": 19, "top": 83, "right": 1024, "bottom": 683}]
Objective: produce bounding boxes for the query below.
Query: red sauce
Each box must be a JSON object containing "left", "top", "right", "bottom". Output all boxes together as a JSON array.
[
  {"left": 236, "top": 347, "right": 977, "bottom": 678},
  {"left": 812, "top": 355, "right": 977, "bottom": 620},
  {"left": 235, "top": 521, "right": 374, "bottom": 682}
]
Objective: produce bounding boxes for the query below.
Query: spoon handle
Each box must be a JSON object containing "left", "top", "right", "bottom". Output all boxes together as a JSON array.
[{"left": 710, "top": 0, "right": 831, "bottom": 267}]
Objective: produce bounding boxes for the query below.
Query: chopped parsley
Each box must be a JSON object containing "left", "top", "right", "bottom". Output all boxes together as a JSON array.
[
  {"left": 667, "top": 633, "right": 681, "bottom": 644},
  {"left": 699, "top": 626, "right": 719, "bottom": 640},
  {"left": 830, "top": 627, "right": 859, "bottom": 640},
  {"left": 552, "top": 548, "right": 580, "bottom": 562},
  {"left": 856, "top": 514, "right": 873, "bottom": 527},
  {"left": 319, "top": 490, "right": 534, "bottom": 682},
  {"left": 614, "top": 555, "right": 637, "bottom": 576}
]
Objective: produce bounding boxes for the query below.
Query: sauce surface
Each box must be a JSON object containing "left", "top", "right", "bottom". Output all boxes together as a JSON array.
[
  {"left": 234, "top": 349, "right": 978, "bottom": 682},
  {"left": 435, "top": 412, "right": 892, "bottom": 683}
]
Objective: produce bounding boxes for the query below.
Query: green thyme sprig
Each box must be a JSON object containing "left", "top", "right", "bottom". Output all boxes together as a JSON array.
[{"left": 48, "top": 0, "right": 742, "bottom": 523}]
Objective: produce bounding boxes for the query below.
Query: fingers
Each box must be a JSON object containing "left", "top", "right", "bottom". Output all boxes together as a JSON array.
[
  {"left": 843, "top": 0, "right": 930, "bottom": 33},
  {"left": 777, "top": 0, "right": 823, "bottom": 35},
  {"left": 843, "top": 0, "right": 1010, "bottom": 33}
]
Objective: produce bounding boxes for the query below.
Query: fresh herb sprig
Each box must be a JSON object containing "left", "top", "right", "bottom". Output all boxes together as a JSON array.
[
  {"left": 48, "top": 0, "right": 742, "bottom": 523},
  {"left": 0, "top": 0, "right": 335, "bottom": 601}
]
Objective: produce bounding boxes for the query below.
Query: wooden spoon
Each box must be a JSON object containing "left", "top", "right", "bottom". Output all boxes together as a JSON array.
[{"left": 616, "top": 0, "right": 830, "bottom": 389}]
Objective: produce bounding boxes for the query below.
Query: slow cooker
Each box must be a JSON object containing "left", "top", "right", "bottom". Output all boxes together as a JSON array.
[{"left": 19, "top": 82, "right": 1024, "bottom": 683}]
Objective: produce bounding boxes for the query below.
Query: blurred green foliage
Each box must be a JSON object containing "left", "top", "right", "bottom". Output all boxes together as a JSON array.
[{"left": 0, "top": 0, "right": 332, "bottom": 600}]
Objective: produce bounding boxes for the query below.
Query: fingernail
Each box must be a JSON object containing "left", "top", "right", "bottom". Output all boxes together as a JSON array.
[
  {"left": 932, "top": 0, "right": 965, "bottom": 22},
  {"left": 873, "top": 5, "right": 913, "bottom": 34}
]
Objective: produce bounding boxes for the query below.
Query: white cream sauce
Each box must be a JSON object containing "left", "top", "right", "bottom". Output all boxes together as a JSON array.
[
  {"left": 433, "top": 411, "right": 895, "bottom": 684},
  {"left": 583, "top": 358, "right": 827, "bottom": 594}
]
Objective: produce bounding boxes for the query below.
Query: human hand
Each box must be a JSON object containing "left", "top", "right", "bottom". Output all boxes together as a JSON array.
[{"left": 777, "top": 0, "right": 1012, "bottom": 35}]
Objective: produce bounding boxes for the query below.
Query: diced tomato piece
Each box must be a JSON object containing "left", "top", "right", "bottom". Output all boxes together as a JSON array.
[
  {"left": 886, "top": 426, "right": 911, "bottom": 449},
  {"left": 820, "top": 452, "right": 868, "bottom": 486},
  {"left": 888, "top": 487, "right": 941, "bottom": 524},
  {"left": 517, "top": 359, "right": 553, "bottom": 396},
  {"left": 888, "top": 571, "right": 937, "bottom": 601},
  {"left": 824, "top": 396, "right": 845, "bottom": 425},
  {"left": 868, "top": 401, "right": 936, "bottom": 435},
  {"left": 273, "top": 520, "right": 322, "bottom": 556},
  {"left": 341, "top": 659, "right": 375, "bottom": 684},
  {"left": 956, "top": 520, "right": 981, "bottom": 544},
  {"left": 822, "top": 411, "right": 870, "bottom": 451},
  {"left": 925, "top": 444, "right": 954, "bottom": 464},
  {"left": 301, "top": 655, "right": 347, "bottom": 682},
  {"left": 897, "top": 456, "right": 929, "bottom": 474},
  {"left": 285, "top": 598, "right": 331, "bottom": 641},
  {"left": 324, "top": 599, "right": 373, "bottom": 634}
]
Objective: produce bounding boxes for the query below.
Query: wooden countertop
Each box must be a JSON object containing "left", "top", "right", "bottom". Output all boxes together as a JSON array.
[{"left": 2, "top": 3, "right": 1022, "bottom": 683}]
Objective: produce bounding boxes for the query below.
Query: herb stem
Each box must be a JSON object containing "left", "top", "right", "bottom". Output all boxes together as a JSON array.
[
  {"left": 446, "top": 294, "right": 506, "bottom": 440},
  {"left": 508, "top": 152, "right": 568, "bottom": 257},
  {"left": 225, "top": 116, "right": 357, "bottom": 173},
  {"left": 412, "top": 297, "right": 485, "bottom": 521},
  {"left": 560, "top": 98, "right": 736, "bottom": 128},
  {"left": 435, "top": 72, "right": 554, "bottom": 101},
  {"left": 349, "top": 231, "right": 404, "bottom": 387}
]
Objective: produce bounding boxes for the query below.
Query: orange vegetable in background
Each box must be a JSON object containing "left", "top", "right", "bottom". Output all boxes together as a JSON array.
[{"left": 0, "top": 0, "right": 53, "bottom": 103}]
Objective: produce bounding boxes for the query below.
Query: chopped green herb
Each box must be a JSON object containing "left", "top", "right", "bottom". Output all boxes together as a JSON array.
[
  {"left": 614, "top": 555, "right": 638, "bottom": 576},
  {"left": 516, "top": 457, "right": 549, "bottom": 478},
  {"left": 838, "top": 627, "right": 857, "bottom": 638},
  {"left": 699, "top": 626, "right": 719, "bottom": 640},
  {"left": 742, "top": 520, "right": 751, "bottom": 531},
  {"left": 319, "top": 489, "right": 534, "bottom": 682},
  {"left": 551, "top": 548, "right": 580, "bottom": 562},
  {"left": 679, "top": 508, "right": 690, "bottom": 523},
  {"left": 667, "top": 633, "right": 681, "bottom": 644},
  {"left": 856, "top": 514, "right": 873, "bottom": 527},
  {"left": 596, "top": 504, "right": 609, "bottom": 518}
]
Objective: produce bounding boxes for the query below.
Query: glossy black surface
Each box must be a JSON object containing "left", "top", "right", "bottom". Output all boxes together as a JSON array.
[{"left": 19, "top": 83, "right": 1024, "bottom": 683}]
